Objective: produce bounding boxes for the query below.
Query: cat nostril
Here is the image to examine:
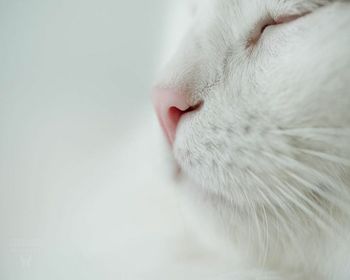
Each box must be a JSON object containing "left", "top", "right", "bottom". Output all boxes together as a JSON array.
[{"left": 152, "top": 88, "right": 201, "bottom": 145}]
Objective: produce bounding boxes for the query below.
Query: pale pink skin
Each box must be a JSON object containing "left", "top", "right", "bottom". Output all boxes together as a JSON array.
[{"left": 152, "top": 88, "right": 192, "bottom": 145}]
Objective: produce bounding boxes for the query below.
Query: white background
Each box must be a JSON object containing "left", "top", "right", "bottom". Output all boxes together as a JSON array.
[{"left": 0, "top": 1, "right": 202, "bottom": 279}]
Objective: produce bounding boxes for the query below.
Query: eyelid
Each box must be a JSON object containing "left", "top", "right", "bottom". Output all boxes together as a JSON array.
[
  {"left": 246, "top": 17, "right": 276, "bottom": 47},
  {"left": 246, "top": 12, "right": 309, "bottom": 48},
  {"left": 275, "top": 12, "right": 310, "bottom": 24}
]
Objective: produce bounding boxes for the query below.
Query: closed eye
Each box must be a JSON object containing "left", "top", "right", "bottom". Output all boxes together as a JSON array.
[
  {"left": 246, "top": 17, "right": 276, "bottom": 47},
  {"left": 246, "top": 13, "right": 310, "bottom": 48}
]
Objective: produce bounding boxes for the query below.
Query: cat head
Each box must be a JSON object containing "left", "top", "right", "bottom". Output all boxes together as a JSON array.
[{"left": 153, "top": 0, "right": 350, "bottom": 244}]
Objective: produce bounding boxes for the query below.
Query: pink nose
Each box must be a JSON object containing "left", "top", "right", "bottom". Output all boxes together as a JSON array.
[{"left": 152, "top": 88, "right": 199, "bottom": 145}]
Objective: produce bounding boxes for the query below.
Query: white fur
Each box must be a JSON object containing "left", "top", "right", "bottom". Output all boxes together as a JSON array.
[{"left": 154, "top": 1, "right": 350, "bottom": 279}]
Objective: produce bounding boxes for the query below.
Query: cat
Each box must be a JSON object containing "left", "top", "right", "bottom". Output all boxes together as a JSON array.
[{"left": 151, "top": 0, "right": 350, "bottom": 279}]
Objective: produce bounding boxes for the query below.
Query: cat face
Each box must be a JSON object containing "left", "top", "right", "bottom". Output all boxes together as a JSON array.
[{"left": 154, "top": 0, "right": 350, "bottom": 222}]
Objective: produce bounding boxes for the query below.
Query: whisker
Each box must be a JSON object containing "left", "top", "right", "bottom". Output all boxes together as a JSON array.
[
  {"left": 247, "top": 170, "right": 306, "bottom": 261},
  {"left": 284, "top": 170, "right": 350, "bottom": 211},
  {"left": 262, "top": 151, "right": 349, "bottom": 194},
  {"left": 269, "top": 175, "right": 334, "bottom": 234},
  {"left": 295, "top": 148, "right": 350, "bottom": 167},
  {"left": 271, "top": 127, "right": 350, "bottom": 136}
]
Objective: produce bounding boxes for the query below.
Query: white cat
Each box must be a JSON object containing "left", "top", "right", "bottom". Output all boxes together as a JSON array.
[{"left": 152, "top": 0, "right": 350, "bottom": 279}]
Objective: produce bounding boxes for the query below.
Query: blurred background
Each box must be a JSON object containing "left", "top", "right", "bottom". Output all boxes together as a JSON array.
[{"left": 0, "top": 1, "right": 209, "bottom": 279}]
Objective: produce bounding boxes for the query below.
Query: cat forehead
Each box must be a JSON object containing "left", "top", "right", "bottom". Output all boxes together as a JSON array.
[
  {"left": 189, "top": 0, "right": 266, "bottom": 31},
  {"left": 186, "top": 0, "right": 329, "bottom": 41},
  {"left": 190, "top": 0, "right": 328, "bottom": 17},
  {"left": 187, "top": 1, "right": 260, "bottom": 46}
]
